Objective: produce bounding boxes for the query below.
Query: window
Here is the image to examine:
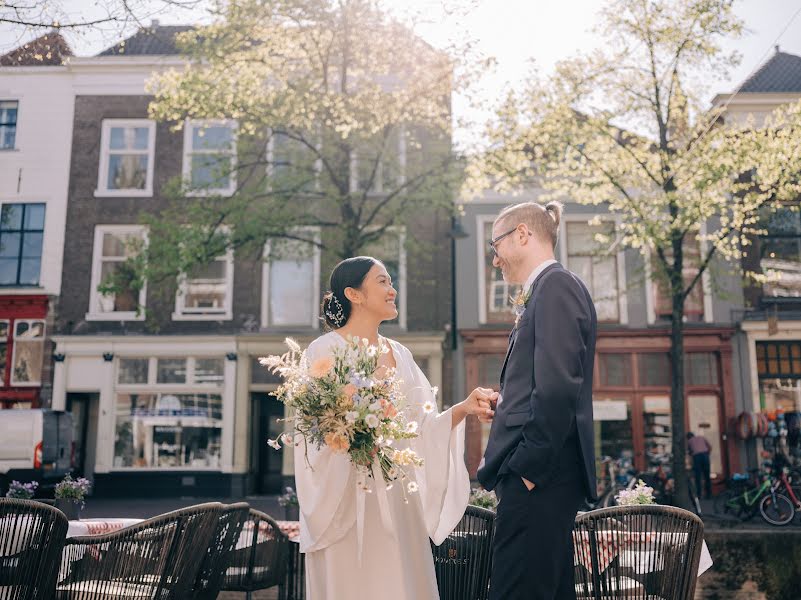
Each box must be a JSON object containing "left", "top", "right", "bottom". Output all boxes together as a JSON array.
[
  {"left": 262, "top": 228, "right": 321, "bottom": 328},
  {"left": 0, "top": 101, "right": 18, "bottom": 150},
  {"left": 686, "top": 353, "right": 719, "bottom": 386},
  {"left": 87, "top": 226, "right": 146, "bottom": 320},
  {"left": 0, "top": 321, "right": 7, "bottom": 382},
  {"left": 638, "top": 353, "right": 671, "bottom": 387},
  {"left": 363, "top": 228, "right": 406, "bottom": 328},
  {"left": 268, "top": 129, "right": 320, "bottom": 193},
  {"left": 759, "top": 206, "right": 801, "bottom": 299},
  {"left": 353, "top": 128, "right": 405, "bottom": 193},
  {"left": 598, "top": 353, "right": 632, "bottom": 387},
  {"left": 96, "top": 120, "right": 156, "bottom": 196},
  {"left": 479, "top": 218, "right": 516, "bottom": 324},
  {"left": 564, "top": 220, "right": 621, "bottom": 322},
  {"left": 11, "top": 319, "right": 45, "bottom": 386},
  {"left": 183, "top": 121, "right": 237, "bottom": 196},
  {"left": 0, "top": 203, "right": 45, "bottom": 286},
  {"left": 113, "top": 355, "right": 225, "bottom": 469},
  {"left": 652, "top": 234, "right": 705, "bottom": 322},
  {"left": 174, "top": 251, "right": 233, "bottom": 320}
]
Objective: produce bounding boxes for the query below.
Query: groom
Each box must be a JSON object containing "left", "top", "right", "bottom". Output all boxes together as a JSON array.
[{"left": 477, "top": 201, "right": 597, "bottom": 600}]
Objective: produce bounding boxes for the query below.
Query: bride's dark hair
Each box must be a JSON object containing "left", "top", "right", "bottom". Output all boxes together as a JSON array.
[{"left": 322, "top": 256, "right": 381, "bottom": 329}]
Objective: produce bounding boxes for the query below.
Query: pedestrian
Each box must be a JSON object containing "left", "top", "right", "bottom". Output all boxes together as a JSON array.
[{"left": 687, "top": 431, "right": 712, "bottom": 499}]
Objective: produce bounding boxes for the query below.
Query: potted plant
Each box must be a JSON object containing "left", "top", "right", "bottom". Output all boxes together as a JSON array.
[
  {"left": 278, "top": 486, "right": 300, "bottom": 521},
  {"left": 468, "top": 487, "right": 498, "bottom": 511},
  {"left": 5, "top": 480, "right": 38, "bottom": 500},
  {"left": 54, "top": 475, "right": 92, "bottom": 520}
]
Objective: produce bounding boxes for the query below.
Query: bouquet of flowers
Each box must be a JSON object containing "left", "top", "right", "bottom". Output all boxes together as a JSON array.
[
  {"left": 469, "top": 487, "right": 498, "bottom": 510},
  {"left": 5, "top": 480, "right": 38, "bottom": 499},
  {"left": 615, "top": 479, "right": 656, "bottom": 506},
  {"left": 260, "top": 336, "right": 424, "bottom": 493},
  {"left": 278, "top": 486, "right": 299, "bottom": 508}
]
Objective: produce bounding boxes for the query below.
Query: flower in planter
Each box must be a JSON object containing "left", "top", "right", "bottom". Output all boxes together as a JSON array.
[
  {"left": 469, "top": 487, "right": 498, "bottom": 510},
  {"left": 55, "top": 475, "right": 92, "bottom": 500},
  {"left": 278, "top": 486, "right": 299, "bottom": 508},
  {"left": 615, "top": 480, "right": 656, "bottom": 506},
  {"left": 5, "top": 480, "right": 38, "bottom": 499}
]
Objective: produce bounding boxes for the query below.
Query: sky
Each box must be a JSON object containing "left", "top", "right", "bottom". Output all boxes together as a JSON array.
[{"left": 6, "top": 0, "right": 801, "bottom": 147}]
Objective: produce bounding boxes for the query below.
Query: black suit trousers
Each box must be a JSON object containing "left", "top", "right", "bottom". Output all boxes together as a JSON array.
[{"left": 489, "top": 448, "right": 585, "bottom": 600}]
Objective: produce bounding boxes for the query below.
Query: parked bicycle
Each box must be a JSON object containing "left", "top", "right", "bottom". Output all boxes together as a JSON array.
[{"left": 713, "top": 459, "right": 795, "bottom": 526}]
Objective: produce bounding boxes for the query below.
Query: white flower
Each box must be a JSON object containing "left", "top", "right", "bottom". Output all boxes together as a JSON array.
[
  {"left": 367, "top": 346, "right": 378, "bottom": 357},
  {"left": 345, "top": 411, "right": 359, "bottom": 424},
  {"left": 280, "top": 433, "right": 293, "bottom": 445},
  {"left": 364, "top": 413, "right": 380, "bottom": 428},
  {"left": 368, "top": 401, "right": 382, "bottom": 412},
  {"left": 285, "top": 337, "right": 301, "bottom": 353},
  {"left": 422, "top": 400, "right": 436, "bottom": 413},
  {"left": 267, "top": 438, "right": 281, "bottom": 450},
  {"left": 430, "top": 386, "right": 439, "bottom": 398},
  {"left": 407, "top": 481, "right": 419, "bottom": 493},
  {"left": 406, "top": 421, "right": 418, "bottom": 434}
]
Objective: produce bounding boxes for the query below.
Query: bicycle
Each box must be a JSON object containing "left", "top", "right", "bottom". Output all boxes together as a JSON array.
[{"left": 713, "top": 465, "right": 794, "bottom": 525}]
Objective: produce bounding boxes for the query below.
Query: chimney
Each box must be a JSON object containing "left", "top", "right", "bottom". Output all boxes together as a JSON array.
[{"left": 150, "top": 19, "right": 160, "bottom": 28}]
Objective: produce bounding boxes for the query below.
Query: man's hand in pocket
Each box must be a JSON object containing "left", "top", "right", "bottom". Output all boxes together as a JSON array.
[{"left": 522, "top": 477, "right": 535, "bottom": 491}]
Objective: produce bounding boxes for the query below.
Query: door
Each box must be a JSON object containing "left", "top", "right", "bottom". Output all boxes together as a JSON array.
[
  {"left": 252, "top": 392, "right": 285, "bottom": 494},
  {"left": 66, "top": 393, "right": 92, "bottom": 477},
  {"left": 688, "top": 394, "right": 724, "bottom": 481}
]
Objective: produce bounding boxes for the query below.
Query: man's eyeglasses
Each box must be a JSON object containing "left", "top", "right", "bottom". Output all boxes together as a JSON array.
[{"left": 488, "top": 226, "right": 531, "bottom": 257}]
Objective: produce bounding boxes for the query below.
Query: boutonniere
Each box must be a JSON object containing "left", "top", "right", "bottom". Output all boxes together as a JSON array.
[{"left": 511, "top": 287, "right": 532, "bottom": 327}]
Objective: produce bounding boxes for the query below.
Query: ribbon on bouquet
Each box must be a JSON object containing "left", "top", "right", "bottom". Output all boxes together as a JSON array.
[{"left": 355, "top": 457, "right": 396, "bottom": 565}]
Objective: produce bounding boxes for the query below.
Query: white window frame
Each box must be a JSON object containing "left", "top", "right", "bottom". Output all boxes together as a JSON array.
[
  {"left": 95, "top": 119, "right": 156, "bottom": 197},
  {"left": 559, "top": 214, "right": 628, "bottom": 325},
  {"left": 172, "top": 242, "right": 234, "bottom": 321},
  {"left": 363, "top": 226, "right": 407, "bottom": 329},
  {"left": 477, "top": 214, "right": 516, "bottom": 325},
  {"left": 350, "top": 128, "right": 406, "bottom": 194},
  {"left": 262, "top": 227, "right": 322, "bottom": 329},
  {"left": 10, "top": 319, "right": 45, "bottom": 387},
  {"left": 182, "top": 119, "right": 238, "bottom": 197},
  {"left": 644, "top": 222, "right": 713, "bottom": 325},
  {"left": 86, "top": 225, "right": 147, "bottom": 322}
]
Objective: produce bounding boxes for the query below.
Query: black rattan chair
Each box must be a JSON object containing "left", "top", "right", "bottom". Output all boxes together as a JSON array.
[
  {"left": 56, "top": 502, "right": 222, "bottom": 599},
  {"left": 0, "top": 498, "right": 69, "bottom": 600},
  {"left": 573, "top": 505, "right": 705, "bottom": 600},
  {"left": 430, "top": 504, "right": 496, "bottom": 600},
  {"left": 191, "top": 502, "right": 250, "bottom": 600},
  {"left": 219, "top": 509, "right": 289, "bottom": 600}
]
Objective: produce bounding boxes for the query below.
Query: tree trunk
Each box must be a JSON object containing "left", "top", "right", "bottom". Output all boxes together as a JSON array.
[{"left": 670, "top": 294, "right": 692, "bottom": 510}]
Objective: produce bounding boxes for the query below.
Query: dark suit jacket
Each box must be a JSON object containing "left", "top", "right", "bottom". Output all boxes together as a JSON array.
[{"left": 477, "top": 262, "right": 597, "bottom": 500}]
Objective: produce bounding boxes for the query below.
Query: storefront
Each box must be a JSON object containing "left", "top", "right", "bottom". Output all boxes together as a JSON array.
[
  {"left": 460, "top": 327, "right": 738, "bottom": 487},
  {"left": 0, "top": 295, "right": 49, "bottom": 408},
  {"left": 742, "top": 321, "right": 801, "bottom": 465},
  {"left": 51, "top": 335, "right": 238, "bottom": 497}
]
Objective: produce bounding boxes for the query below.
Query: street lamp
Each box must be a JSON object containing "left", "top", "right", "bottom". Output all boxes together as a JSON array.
[{"left": 449, "top": 215, "right": 469, "bottom": 350}]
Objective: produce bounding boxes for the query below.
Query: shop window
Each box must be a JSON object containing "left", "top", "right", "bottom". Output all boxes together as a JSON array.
[
  {"left": 598, "top": 353, "right": 632, "bottom": 387},
  {"left": 638, "top": 353, "right": 671, "bottom": 387}
]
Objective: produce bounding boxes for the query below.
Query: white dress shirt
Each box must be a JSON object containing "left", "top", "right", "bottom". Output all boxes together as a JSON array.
[{"left": 522, "top": 259, "right": 558, "bottom": 293}]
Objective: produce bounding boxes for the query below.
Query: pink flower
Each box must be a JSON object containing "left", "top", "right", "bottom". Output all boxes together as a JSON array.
[
  {"left": 309, "top": 356, "right": 335, "bottom": 378},
  {"left": 343, "top": 383, "right": 358, "bottom": 396},
  {"left": 383, "top": 403, "right": 398, "bottom": 419}
]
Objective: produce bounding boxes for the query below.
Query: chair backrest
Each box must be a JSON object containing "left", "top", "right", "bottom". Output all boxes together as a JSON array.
[
  {"left": 0, "top": 498, "right": 68, "bottom": 600},
  {"left": 573, "top": 505, "right": 705, "bottom": 600},
  {"left": 220, "top": 509, "right": 289, "bottom": 593},
  {"left": 191, "top": 502, "right": 249, "bottom": 600},
  {"left": 58, "top": 502, "right": 222, "bottom": 599},
  {"left": 430, "top": 504, "right": 496, "bottom": 600}
]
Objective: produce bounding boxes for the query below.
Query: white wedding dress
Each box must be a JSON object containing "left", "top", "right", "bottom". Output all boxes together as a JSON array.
[{"left": 295, "top": 331, "right": 470, "bottom": 600}]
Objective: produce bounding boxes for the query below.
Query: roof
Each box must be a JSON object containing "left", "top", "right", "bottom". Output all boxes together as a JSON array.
[
  {"left": 97, "top": 24, "right": 194, "bottom": 56},
  {"left": 0, "top": 31, "right": 73, "bottom": 66},
  {"left": 738, "top": 50, "right": 801, "bottom": 93}
]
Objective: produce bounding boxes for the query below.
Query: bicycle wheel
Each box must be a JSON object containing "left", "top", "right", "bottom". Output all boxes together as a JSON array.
[{"left": 760, "top": 492, "right": 795, "bottom": 526}]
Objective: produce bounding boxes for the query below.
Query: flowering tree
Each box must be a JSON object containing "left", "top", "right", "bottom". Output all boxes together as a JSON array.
[
  {"left": 117, "top": 0, "right": 480, "bottom": 300},
  {"left": 467, "top": 0, "right": 801, "bottom": 508}
]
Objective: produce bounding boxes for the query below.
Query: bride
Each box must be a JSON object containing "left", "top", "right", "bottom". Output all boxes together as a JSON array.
[{"left": 296, "top": 256, "right": 497, "bottom": 599}]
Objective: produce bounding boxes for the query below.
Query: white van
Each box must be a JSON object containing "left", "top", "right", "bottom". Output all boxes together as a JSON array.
[{"left": 0, "top": 409, "right": 73, "bottom": 493}]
